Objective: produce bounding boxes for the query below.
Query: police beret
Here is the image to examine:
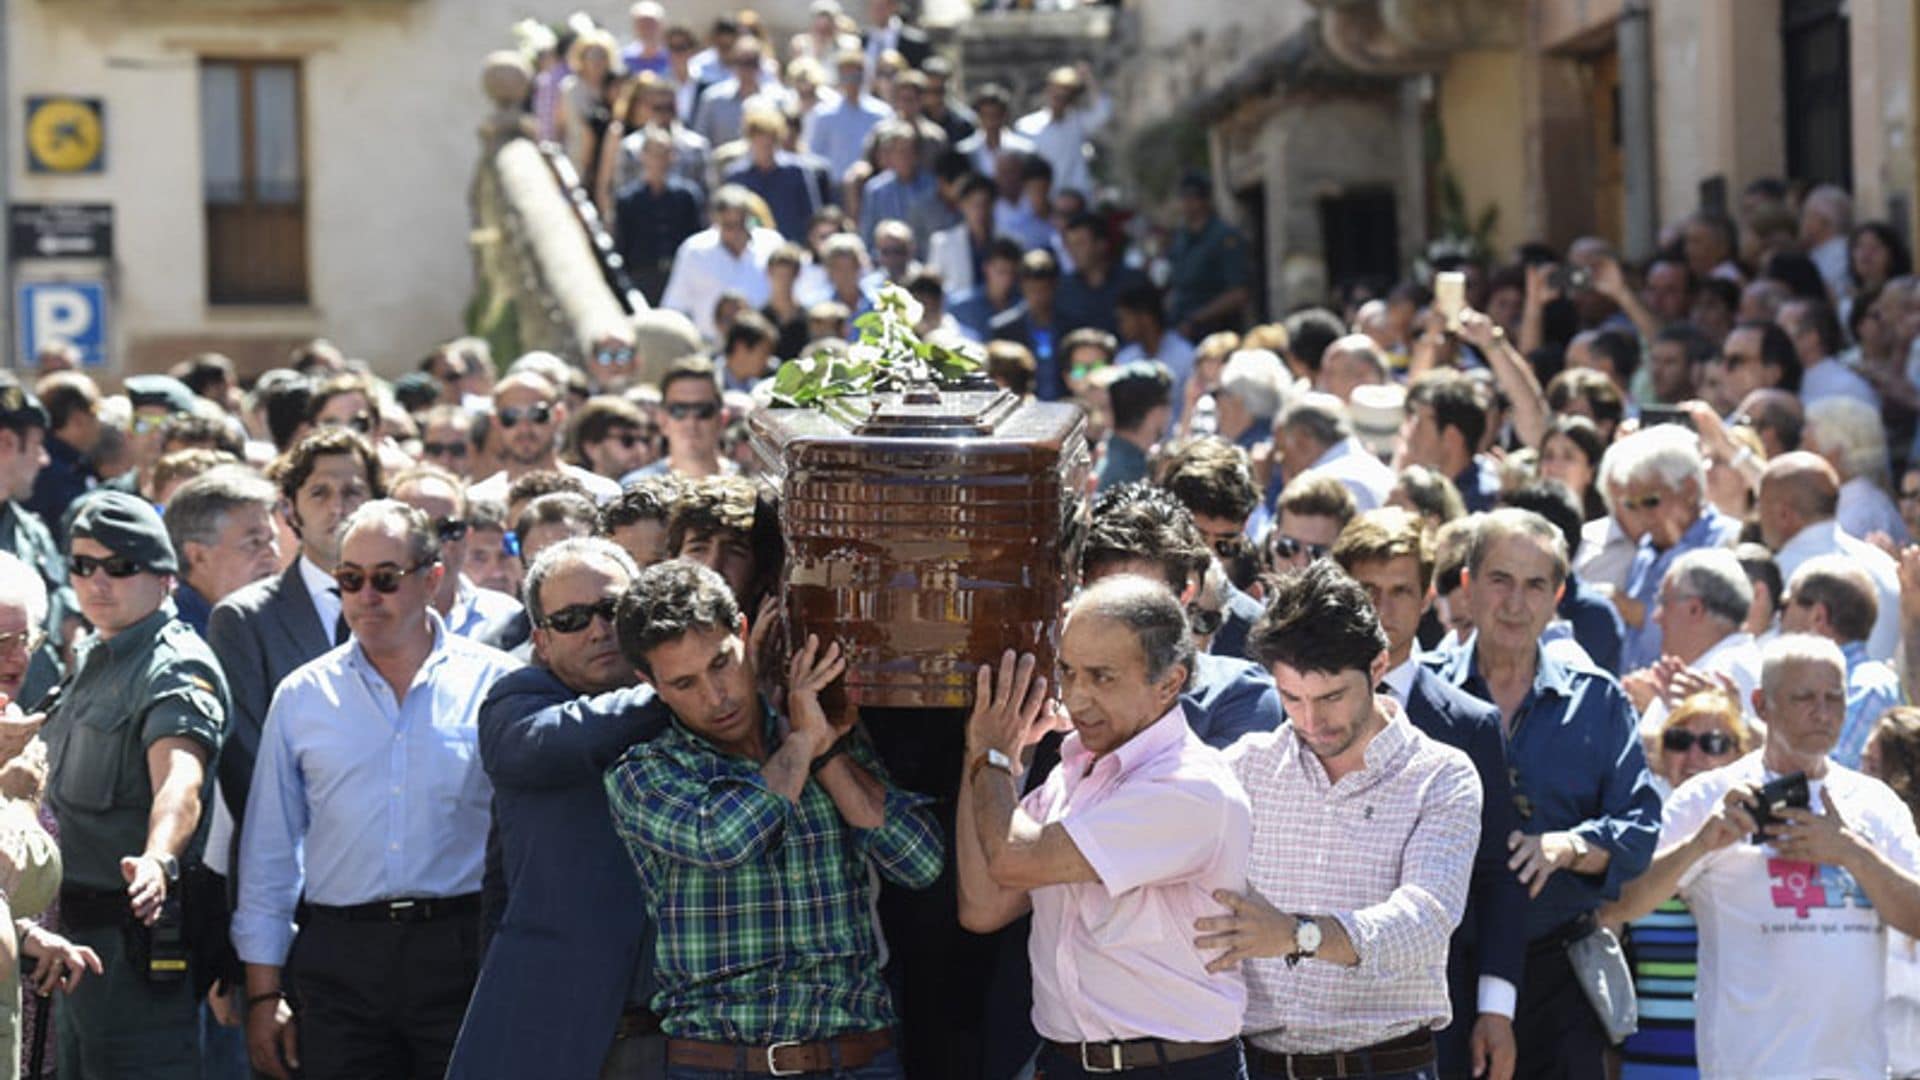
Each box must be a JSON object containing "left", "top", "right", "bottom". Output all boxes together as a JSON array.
[
  {"left": 124, "top": 375, "right": 197, "bottom": 416},
  {"left": 69, "top": 491, "right": 178, "bottom": 574},
  {"left": 0, "top": 380, "right": 49, "bottom": 433}
]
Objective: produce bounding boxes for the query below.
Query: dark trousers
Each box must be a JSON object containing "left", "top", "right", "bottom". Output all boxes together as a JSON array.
[
  {"left": 1513, "top": 944, "right": 1606, "bottom": 1080},
  {"left": 1042, "top": 1044, "right": 1246, "bottom": 1080},
  {"left": 57, "top": 922, "right": 200, "bottom": 1080},
  {"left": 286, "top": 912, "right": 480, "bottom": 1080}
]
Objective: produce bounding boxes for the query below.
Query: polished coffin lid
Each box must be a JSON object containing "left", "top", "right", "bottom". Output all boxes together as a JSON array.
[{"left": 751, "top": 388, "right": 1090, "bottom": 710}]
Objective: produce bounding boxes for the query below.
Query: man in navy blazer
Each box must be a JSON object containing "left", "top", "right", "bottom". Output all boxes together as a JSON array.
[
  {"left": 205, "top": 429, "right": 380, "bottom": 820},
  {"left": 1334, "top": 509, "right": 1526, "bottom": 1080},
  {"left": 449, "top": 538, "right": 669, "bottom": 1080}
]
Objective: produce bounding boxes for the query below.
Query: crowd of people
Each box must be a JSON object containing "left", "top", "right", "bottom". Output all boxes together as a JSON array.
[{"left": 1, "top": 4, "right": 1920, "bottom": 1080}]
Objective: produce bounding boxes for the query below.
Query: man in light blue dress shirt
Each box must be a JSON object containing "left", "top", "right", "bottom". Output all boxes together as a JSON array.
[
  {"left": 233, "top": 500, "right": 519, "bottom": 1080},
  {"left": 803, "top": 49, "right": 892, "bottom": 186}
]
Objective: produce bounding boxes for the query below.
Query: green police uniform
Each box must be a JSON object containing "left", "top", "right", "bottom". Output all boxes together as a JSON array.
[
  {"left": 1167, "top": 214, "right": 1250, "bottom": 334},
  {"left": 43, "top": 599, "right": 227, "bottom": 1079}
]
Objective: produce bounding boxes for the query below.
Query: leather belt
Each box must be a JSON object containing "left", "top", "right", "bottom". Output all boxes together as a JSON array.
[
  {"left": 1043, "top": 1038, "right": 1238, "bottom": 1073},
  {"left": 665, "top": 1030, "right": 890, "bottom": 1076},
  {"left": 303, "top": 893, "right": 481, "bottom": 925},
  {"left": 1248, "top": 1030, "right": 1434, "bottom": 1080},
  {"left": 614, "top": 1007, "right": 662, "bottom": 1041}
]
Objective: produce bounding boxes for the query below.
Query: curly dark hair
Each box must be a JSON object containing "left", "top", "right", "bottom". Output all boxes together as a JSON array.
[
  {"left": 616, "top": 559, "right": 742, "bottom": 676},
  {"left": 600, "top": 476, "right": 685, "bottom": 533},
  {"left": 270, "top": 427, "right": 383, "bottom": 503},
  {"left": 1154, "top": 437, "right": 1259, "bottom": 524},
  {"left": 1081, "top": 482, "right": 1210, "bottom": 594},
  {"left": 1248, "top": 559, "right": 1389, "bottom": 677},
  {"left": 666, "top": 476, "right": 757, "bottom": 554}
]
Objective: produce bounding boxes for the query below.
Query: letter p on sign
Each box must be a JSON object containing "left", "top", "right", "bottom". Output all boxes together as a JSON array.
[{"left": 17, "top": 280, "right": 108, "bottom": 367}]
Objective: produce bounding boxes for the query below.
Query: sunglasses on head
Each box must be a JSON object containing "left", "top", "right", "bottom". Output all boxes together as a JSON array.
[
  {"left": 334, "top": 560, "right": 434, "bottom": 595},
  {"left": 543, "top": 597, "right": 620, "bottom": 634},
  {"left": 435, "top": 518, "right": 469, "bottom": 542},
  {"left": 71, "top": 553, "right": 145, "bottom": 579},
  {"left": 1269, "top": 536, "right": 1329, "bottom": 563},
  {"left": 665, "top": 401, "right": 720, "bottom": 421},
  {"left": 422, "top": 441, "right": 469, "bottom": 458},
  {"left": 1662, "top": 729, "right": 1735, "bottom": 755},
  {"left": 498, "top": 403, "right": 554, "bottom": 429}
]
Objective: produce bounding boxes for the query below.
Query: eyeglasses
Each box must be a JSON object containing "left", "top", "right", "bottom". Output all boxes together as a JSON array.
[
  {"left": 1209, "top": 535, "right": 1250, "bottom": 561},
  {"left": 1186, "top": 605, "right": 1224, "bottom": 637},
  {"left": 543, "top": 597, "right": 620, "bottom": 634},
  {"left": 323, "top": 413, "right": 373, "bottom": 435},
  {"left": 498, "top": 403, "right": 554, "bottom": 428},
  {"left": 0, "top": 629, "right": 45, "bottom": 656},
  {"left": 609, "top": 431, "right": 652, "bottom": 449},
  {"left": 435, "top": 518, "right": 469, "bottom": 542},
  {"left": 1618, "top": 493, "right": 1664, "bottom": 512},
  {"left": 71, "top": 554, "right": 145, "bottom": 579},
  {"left": 594, "top": 346, "right": 634, "bottom": 368},
  {"left": 1900, "top": 488, "right": 1920, "bottom": 503},
  {"left": 1268, "top": 536, "right": 1329, "bottom": 563},
  {"left": 130, "top": 415, "right": 170, "bottom": 436},
  {"left": 1662, "top": 729, "right": 1735, "bottom": 755},
  {"left": 334, "top": 560, "right": 435, "bottom": 594},
  {"left": 422, "top": 441, "right": 469, "bottom": 458},
  {"left": 665, "top": 401, "right": 720, "bottom": 421}
]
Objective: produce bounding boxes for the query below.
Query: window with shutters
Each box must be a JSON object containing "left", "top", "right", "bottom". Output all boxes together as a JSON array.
[{"left": 201, "top": 59, "right": 308, "bottom": 305}]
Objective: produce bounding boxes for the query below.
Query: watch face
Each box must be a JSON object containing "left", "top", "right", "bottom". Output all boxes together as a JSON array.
[{"left": 1295, "top": 918, "right": 1322, "bottom": 952}]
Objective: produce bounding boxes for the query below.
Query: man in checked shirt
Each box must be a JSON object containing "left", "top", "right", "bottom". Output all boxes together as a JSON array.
[
  {"left": 603, "top": 560, "right": 942, "bottom": 1079},
  {"left": 1197, "top": 560, "right": 1483, "bottom": 1080}
]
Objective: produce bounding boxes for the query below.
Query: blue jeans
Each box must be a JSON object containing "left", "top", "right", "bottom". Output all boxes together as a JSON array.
[
  {"left": 1039, "top": 1043, "right": 1247, "bottom": 1080},
  {"left": 665, "top": 1046, "right": 903, "bottom": 1080}
]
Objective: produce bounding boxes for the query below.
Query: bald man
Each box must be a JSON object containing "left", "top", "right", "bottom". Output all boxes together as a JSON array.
[
  {"left": 1315, "top": 335, "right": 1390, "bottom": 403},
  {"left": 1758, "top": 452, "right": 1901, "bottom": 660}
]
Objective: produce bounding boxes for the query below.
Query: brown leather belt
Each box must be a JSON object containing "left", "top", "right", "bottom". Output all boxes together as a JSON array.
[
  {"left": 1248, "top": 1030, "right": 1434, "bottom": 1080},
  {"left": 613, "top": 1007, "right": 662, "bottom": 1041},
  {"left": 665, "top": 1029, "right": 890, "bottom": 1076},
  {"left": 1043, "top": 1038, "right": 1239, "bottom": 1073}
]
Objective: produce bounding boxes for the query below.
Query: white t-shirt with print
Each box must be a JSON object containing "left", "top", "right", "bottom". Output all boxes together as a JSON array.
[{"left": 1665, "top": 752, "right": 1920, "bottom": 1080}]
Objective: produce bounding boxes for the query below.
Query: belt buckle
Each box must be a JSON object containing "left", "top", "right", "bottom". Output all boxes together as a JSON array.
[
  {"left": 766, "top": 1040, "right": 804, "bottom": 1078},
  {"left": 1080, "top": 1041, "right": 1124, "bottom": 1074},
  {"left": 387, "top": 899, "right": 416, "bottom": 922}
]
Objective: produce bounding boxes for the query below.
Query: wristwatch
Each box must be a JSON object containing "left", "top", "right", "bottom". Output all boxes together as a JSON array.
[
  {"left": 968, "top": 748, "right": 1016, "bottom": 784},
  {"left": 1287, "top": 915, "right": 1322, "bottom": 967},
  {"left": 150, "top": 853, "right": 180, "bottom": 885}
]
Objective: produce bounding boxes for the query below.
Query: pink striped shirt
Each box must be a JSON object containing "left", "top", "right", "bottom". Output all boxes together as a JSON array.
[
  {"left": 1227, "top": 698, "right": 1482, "bottom": 1053},
  {"left": 1021, "top": 705, "right": 1252, "bottom": 1043}
]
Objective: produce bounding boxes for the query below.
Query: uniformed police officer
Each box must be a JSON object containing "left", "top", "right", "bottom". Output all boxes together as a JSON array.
[
  {"left": 1166, "top": 172, "right": 1252, "bottom": 340},
  {"left": 43, "top": 491, "right": 227, "bottom": 1078},
  {"left": 0, "top": 377, "right": 71, "bottom": 707}
]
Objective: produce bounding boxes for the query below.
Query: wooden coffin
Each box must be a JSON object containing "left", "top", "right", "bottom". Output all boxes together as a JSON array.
[{"left": 750, "top": 387, "right": 1091, "bottom": 710}]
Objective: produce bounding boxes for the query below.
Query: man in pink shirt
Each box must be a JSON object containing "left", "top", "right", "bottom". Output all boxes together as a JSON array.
[
  {"left": 955, "top": 575, "right": 1252, "bottom": 1079},
  {"left": 1197, "top": 560, "right": 1482, "bottom": 1080}
]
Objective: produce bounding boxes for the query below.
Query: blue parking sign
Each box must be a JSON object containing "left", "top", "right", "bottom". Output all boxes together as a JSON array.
[{"left": 17, "top": 280, "right": 107, "bottom": 367}]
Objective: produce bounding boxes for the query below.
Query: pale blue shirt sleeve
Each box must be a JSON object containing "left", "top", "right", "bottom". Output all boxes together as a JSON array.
[{"left": 232, "top": 682, "right": 311, "bottom": 967}]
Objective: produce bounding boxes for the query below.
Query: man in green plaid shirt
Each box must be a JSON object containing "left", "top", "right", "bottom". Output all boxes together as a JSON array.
[{"left": 604, "top": 561, "right": 942, "bottom": 1079}]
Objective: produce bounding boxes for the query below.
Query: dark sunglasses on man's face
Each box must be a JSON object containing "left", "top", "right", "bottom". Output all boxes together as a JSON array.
[
  {"left": 1269, "top": 536, "right": 1329, "bottom": 563},
  {"left": 665, "top": 401, "right": 720, "bottom": 421},
  {"left": 1662, "top": 729, "right": 1735, "bottom": 755},
  {"left": 435, "top": 518, "right": 470, "bottom": 542},
  {"left": 422, "top": 441, "right": 469, "bottom": 459},
  {"left": 544, "top": 597, "right": 620, "bottom": 634},
  {"left": 498, "top": 403, "right": 554, "bottom": 429},
  {"left": 334, "top": 560, "right": 434, "bottom": 595},
  {"left": 610, "top": 430, "right": 654, "bottom": 449},
  {"left": 71, "top": 554, "right": 144, "bottom": 579}
]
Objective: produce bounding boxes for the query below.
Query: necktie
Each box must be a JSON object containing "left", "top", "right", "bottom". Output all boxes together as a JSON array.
[{"left": 329, "top": 588, "right": 349, "bottom": 646}]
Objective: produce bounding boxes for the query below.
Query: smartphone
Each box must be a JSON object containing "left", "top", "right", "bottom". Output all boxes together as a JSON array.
[
  {"left": 1639, "top": 405, "right": 1696, "bottom": 431},
  {"left": 1548, "top": 265, "right": 1592, "bottom": 293},
  {"left": 1748, "top": 771, "right": 1811, "bottom": 844},
  {"left": 1434, "top": 271, "right": 1466, "bottom": 330}
]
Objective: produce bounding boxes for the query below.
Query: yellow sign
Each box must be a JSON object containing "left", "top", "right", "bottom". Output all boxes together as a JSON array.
[{"left": 25, "top": 97, "right": 105, "bottom": 174}]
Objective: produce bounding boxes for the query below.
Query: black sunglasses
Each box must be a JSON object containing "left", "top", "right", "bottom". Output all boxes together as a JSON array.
[
  {"left": 543, "top": 597, "right": 620, "bottom": 634},
  {"left": 1662, "top": 729, "right": 1735, "bottom": 755},
  {"left": 422, "top": 441, "right": 469, "bottom": 458},
  {"left": 334, "top": 560, "right": 435, "bottom": 595},
  {"left": 498, "top": 403, "right": 554, "bottom": 429},
  {"left": 665, "top": 401, "right": 720, "bottom": 421},
  {"left": 323, "top": 413, "right": 373, "bottom": 435},
  {"left": 435, "top": 518, "right": 469, "bottom": 542},
  {"left": 1269, "top": 536, "right": 1329, "bottom": 563},
  {"left": 1186, "top": 605, "right": 1224, "bottom": 637},
  {"left": 72, "top": 554, "right": 145, "bottom": 579}
]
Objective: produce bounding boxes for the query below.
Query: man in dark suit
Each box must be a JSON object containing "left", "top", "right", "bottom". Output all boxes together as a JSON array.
[
  {"left": 449, "top": 537, "right": 670, "bottom": 1079},
  {"left": 863, "top": 0, "right": 930, "bottom": 72},
  {"left": 1333, "top": 507, "right": 1526, "bottom": 1080},
  {"left": 206, "top": 428, "right": 381, "bottom": 821}
]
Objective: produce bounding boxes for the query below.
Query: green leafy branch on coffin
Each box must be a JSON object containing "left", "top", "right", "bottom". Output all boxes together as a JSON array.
[{"left": 769, "top": 284, "right": 983, "bottom": 407}]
